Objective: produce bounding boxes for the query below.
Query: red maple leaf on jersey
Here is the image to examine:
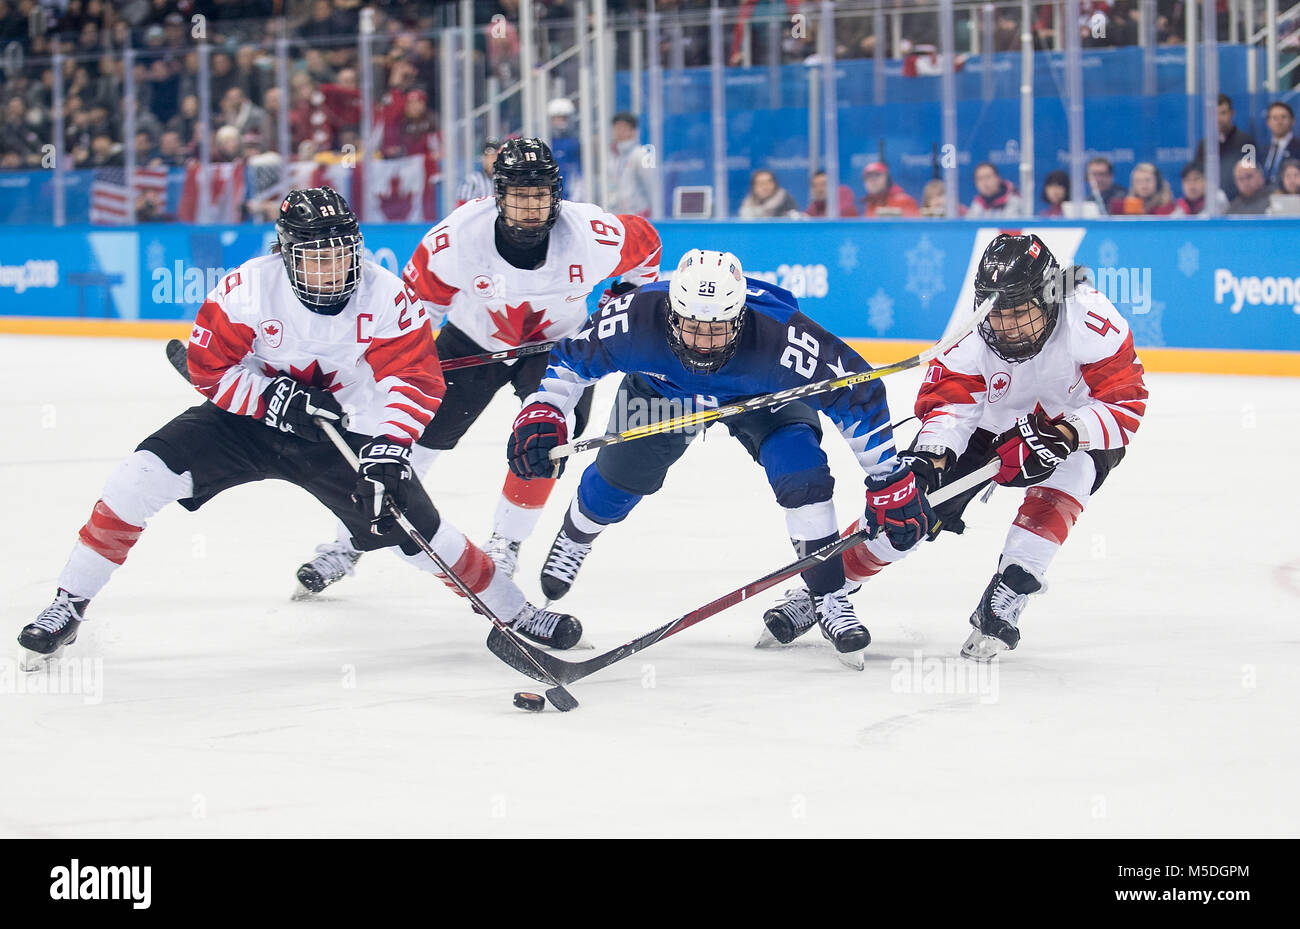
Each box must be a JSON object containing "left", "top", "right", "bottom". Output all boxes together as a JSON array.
[
  {"left": 487, "top": 301, "right": 552, "bottom": 346},
  {"left": 261, "top": 359, "right": 342, "bottom": 394},
  {"left": 992, "top": 375, "right": 1008, "bottom": 392},
  {"left": 265, "top": 323, "right": 280, "bottom": 337}
]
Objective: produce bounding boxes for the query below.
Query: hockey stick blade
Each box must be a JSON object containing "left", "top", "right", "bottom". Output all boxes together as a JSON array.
[
  {"left": 548, "top": 295, "right": 998, "bottom": 462},
  {"left": 316, "top": 421, "right": 579, "bottom": 710},
  {"left": 166, "top": 338, "right": 191, "bottom": 382},
  {"left": 487, "top": 459, "right": 1002, "bottom": 686}
]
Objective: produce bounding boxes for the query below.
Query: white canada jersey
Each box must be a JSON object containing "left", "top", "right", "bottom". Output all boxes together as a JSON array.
[
  {"left": 401, "top": 197, "right": 661, "bottom": 353},
  {"left": 188, "top": 254, "right": 443, "bottom": 443},
  {"left": 913, "top": 287, "right": 1148, "bottom": 454}
]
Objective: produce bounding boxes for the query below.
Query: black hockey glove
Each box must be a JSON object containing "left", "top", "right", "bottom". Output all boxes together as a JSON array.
[
  {"left": 863, "top": 462, "right": 936, "bottom": 551},
  {"left": 261, "top": 375, "right": 344, "bottom": 442},
  {"left": 353, "top": 439, "right": 413, "bottom": 535},
  {"left": 596, "top": 279, "right": 638, "bottom": 311},
  {"left": 992, "top": 412, "right": 1078, "bottom": 487},
  {"left": 899, "top": 446, "right": 950, "bottom": 496},
  {"left": 507, "top": 402, "right": 568, "bottom": 480}
]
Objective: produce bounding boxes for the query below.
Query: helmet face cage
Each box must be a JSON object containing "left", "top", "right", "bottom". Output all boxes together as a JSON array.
[
  {"left": 974, "top": 234, "right": 1061, "bottom": 363},
  {"left": 281, "top": 234, "right": 363, "bottom": 314},
  {"left": 494, "top": 139, "right": 563, "bottom": 247},
  {"left": 666, "top": 306, "right": 746, "bottom": 374},
  {"left": 276, "top": 186, "right": 363, "bottom": 314},
  {"left": 665, "top": 249, "right": 748, "bottom": 374}
]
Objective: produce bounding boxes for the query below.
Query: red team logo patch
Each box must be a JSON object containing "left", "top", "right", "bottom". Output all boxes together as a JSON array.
[
  {"left": 472, "top": 275, "right": 497, "bottom": 298},
  {"left": 987, "top": 371, "right": 1012, "bottom": 403},
  {"left": 260, "top": 319, "right": 284, "bottom": 348},
  {"left": 189, "top": 323, "right": 212, "bottom": 348}
]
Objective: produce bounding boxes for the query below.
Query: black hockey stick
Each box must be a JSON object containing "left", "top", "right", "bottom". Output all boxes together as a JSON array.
[
  {"left": 316, "top": 420, "right": 580, "bottom": 711},
  {"left": 166, "top": 337, "right": 190, "bottom": 381},
  {"left": 165, "top": 337, "right": 556, "bottom": 381},
  {"left": 548, "top": 295, "right": 997, "bottom": 462},
  {"left": 487, "top": 460, "right": 1002, "bottom": 687}
]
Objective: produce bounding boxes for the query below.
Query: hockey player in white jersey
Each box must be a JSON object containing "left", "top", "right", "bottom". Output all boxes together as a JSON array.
[
  {"left": 294, "top": 138, "right": 661, "bottom": 596},
  {"left": 762, "top": 233, "right": 1148, "bottom": 660},
  {"left": 17, "top": 187, "right": 582, "bottom": 670}
]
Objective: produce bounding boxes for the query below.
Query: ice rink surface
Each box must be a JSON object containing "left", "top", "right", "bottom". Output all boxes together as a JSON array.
[{"left": 1, "top": 335, "right": 1297, "bottom": 838}]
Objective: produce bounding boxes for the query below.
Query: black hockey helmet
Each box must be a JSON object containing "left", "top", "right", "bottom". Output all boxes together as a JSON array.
[
  {"left": 276, "top": 186, "right": 363, "bottom": 315},
  {"left": 974, "top": 233, "right": 1061, "bottom": 363},
  {"left": 494, "top": 138, "right": 563, "bottom": 248}
]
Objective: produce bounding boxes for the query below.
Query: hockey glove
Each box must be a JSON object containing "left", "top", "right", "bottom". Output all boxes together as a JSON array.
[
  {"left": 899, "top": 446, "right": 950, "bottom": 496},
  {"left": 596, "top": 280, "right": 638, "bottom": 312},
  {"left": 992, "top": 412, "right": 1078, "bottom": 487},
  {"left": 353, "top": 439, "right": 413, "bottom": 535},
  {"left": 864, "top": 463, "right": 936, "bottom": 551},
  {"left": 261, "top": 375, "right": 344, "bottom": 442},
  {"left": 507, "top": 403, "right": 568, "bottom": 480}
]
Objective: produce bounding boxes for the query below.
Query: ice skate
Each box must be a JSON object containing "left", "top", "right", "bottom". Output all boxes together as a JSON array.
[
  {"left": 961, "top": 564, "right": 1042, "bottom": 661},
  {"left": 539, "top": 526, "right": 593, "bottom": 602},
  {"left": 815, "top": 589, "right": 871, "bottom": 670},
  {"left": 509, "top": 602, "right": 583, "bottom": 651},
  {"left": 481, "top": 533, "right": 522, "bottom": 580},
  {"left": 18, "top": 589, "right": 87, "bottom": 671},
  {"left": 756, "top": 588, "right": 815, "bottom": 647},
  {"left": 293, "top": 542, "right": 362, "bottom": 600}
]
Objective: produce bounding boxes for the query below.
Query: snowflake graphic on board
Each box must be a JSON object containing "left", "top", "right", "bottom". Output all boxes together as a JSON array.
[
  {"left": 146, "top": 239, "right": 165, "bottom": 271},
  {"left": 838, "top": 240, "right": 859, "bottom": 275},
  {"left": 1177, "top": 242, "right": 1199, "bottom": 278},
  {"left": 867, "top": 288, "right": 895, "bottom": 335},
  {"left": 1097, "top": 238, "right": 1119, "bottom": 269},
  {"left": 1125, "top": 300, "right": 1165, "bottom": 347},
  {"left": 905, "top": 235, "right": 945, "bottom": 307}
]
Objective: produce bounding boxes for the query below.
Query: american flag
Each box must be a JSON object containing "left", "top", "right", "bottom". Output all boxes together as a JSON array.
[{"left": 89, "top": 166, "right": 170, "bottom": 225}]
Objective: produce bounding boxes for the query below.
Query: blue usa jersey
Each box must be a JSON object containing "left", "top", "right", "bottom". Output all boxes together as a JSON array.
[{"left": 526, "top": 277, "right": 899, "bottom": 473}]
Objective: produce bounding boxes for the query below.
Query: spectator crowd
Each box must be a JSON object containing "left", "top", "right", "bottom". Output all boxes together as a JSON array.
[{"left": 2, "top": 1, "right": 1297, "bottom": 220}]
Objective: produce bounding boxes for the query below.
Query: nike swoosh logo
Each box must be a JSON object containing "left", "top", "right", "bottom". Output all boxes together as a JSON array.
[
  {"left": 771, "top": 402, "right": 793, "bottom": 413},
  {"left": 566, "top": 294, "right": 588, "bottom": 302}
]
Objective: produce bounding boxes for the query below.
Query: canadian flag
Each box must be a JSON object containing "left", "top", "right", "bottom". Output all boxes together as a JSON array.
[
  {"left": 178, "top": 160, "right": 247, "bottom": 223},
  {"left": 361, "top": 153, "right": 436, "bottom": 223},
  {"left": 287, "top": 160, "right": 354, "bottom": 201}
]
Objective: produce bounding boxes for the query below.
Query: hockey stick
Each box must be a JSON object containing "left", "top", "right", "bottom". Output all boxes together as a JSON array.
[
  {"left": 316, "top": 420, "right": 580, "bottom": 712},
  {"left": 165, "top": 337, "right": 555, "bottom": 382},
  {"left": 548, "top": 295, "right": 997, "bottom": 463},
  {"left": 487, "top": 459, "right": 1002, "bottom": 687}
]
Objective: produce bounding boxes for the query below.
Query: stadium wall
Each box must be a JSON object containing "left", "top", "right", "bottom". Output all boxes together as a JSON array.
[{"left": 0, "top": 218, "right": 1296, "bottom": 376}]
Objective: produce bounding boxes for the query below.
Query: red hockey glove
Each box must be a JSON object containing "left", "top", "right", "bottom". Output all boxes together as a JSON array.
[{"left": 992, "top": 412, "right": 1078, "bottom": 487}]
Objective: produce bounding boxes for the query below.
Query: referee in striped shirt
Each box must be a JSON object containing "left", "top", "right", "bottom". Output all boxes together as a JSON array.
[{"left": 456, "top": 138, "right": 501, "bottom": 205}]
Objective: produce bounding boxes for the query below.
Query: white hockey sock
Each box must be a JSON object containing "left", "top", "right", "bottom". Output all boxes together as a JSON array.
[
  {"left": 999, "top": 526, "right": 1058, "bottom": 581},
  {"left": 59, "top": 451, "right": 193, "bottom": 600},
  {"left": 492, "top": 494, "right": 547, "bottom": 544},
  {"left": 782, "top": 500, "right": 838, "bottom": 545},
  {"left": 394, "top": 520, "right": 527, "bottom": 621}
]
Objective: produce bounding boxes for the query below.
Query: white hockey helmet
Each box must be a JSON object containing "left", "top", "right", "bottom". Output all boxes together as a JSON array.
[
  {"left": 547, "top": 97, "right": 576, "bottom": 118},
  {"left": 666, "top": 249, "right": 748, "bottom": 373}
]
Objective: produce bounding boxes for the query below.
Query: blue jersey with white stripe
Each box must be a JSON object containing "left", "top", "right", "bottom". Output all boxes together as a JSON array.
[{"left": 527, "top": 277, "right": 899, "bottom": 473}]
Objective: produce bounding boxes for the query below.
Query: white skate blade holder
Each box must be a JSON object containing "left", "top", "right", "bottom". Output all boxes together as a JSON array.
[
  {"left": 290, "top": 582, "right": 319, "bottom": 602},
  {"left": 20, "top": 645, "right": 68, "bottom": 673},
  {"left": 960, "top": 628, "right": 1009, "bottom": 662}
]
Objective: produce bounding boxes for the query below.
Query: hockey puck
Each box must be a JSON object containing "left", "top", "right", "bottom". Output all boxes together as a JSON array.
[{"left": 513, "top": 692, "right": 546, "bottom": 712}]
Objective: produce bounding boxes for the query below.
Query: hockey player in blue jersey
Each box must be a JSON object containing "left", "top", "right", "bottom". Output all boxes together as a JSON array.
[{"left": 505, "top": 249, "right": 935, "bottom": 662}]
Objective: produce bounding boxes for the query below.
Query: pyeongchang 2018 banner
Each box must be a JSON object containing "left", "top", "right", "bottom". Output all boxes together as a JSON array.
[{"left": 0, "top": 219, "right": 1296, "bottom": 356}]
